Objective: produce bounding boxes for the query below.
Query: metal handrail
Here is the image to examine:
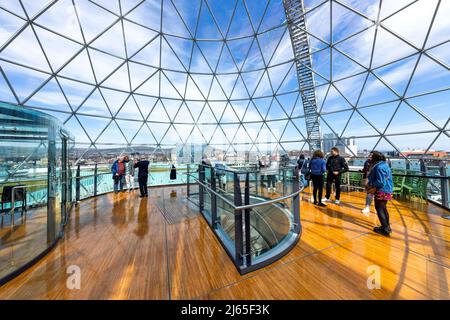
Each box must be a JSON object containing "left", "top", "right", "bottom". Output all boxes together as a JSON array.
[
  {"left": 345, "top": 169, "right": 449, "bottom": 180},
  {"left": 185, "top": 173, "right": 303, "bottom": 211}
]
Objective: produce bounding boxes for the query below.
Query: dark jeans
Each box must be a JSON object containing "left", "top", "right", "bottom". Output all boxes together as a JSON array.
[
  {"left": 375, "top": 199, "right": 391, "bottom": 231},
  {"left": 267, "top": 175, "right": 276, "bottom": 188},
  {"left": 311, "top": 174, "right": 324, "bottom": 203},
  {"left": 325, "top": 173, "right": 341, "bottom": 200},
  {"left": 138, "top": 175, "right": 148, "bottom": 196},
  {"left": 113, "top": 174, "right": 124, "bottom": 192}
]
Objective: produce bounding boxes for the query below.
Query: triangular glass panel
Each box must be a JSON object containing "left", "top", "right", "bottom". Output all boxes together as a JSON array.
[
  {"left": 320, "top": 84, "right": 354, "bottom": 113},
  {"left": 275, "top": 92, "right": 299, "bottom": 117},
  {"left": 334, "top": 26, "right": 376, "bottom": 69},
  {"left": 102, "top": 63, "right": 130, "bottom": 91},
  {"left": 244, "top": 0, "right": 268, "bottom": 28},
  {"left": 185, "top": 101, "right": 205, "bottom": 122},
  {"left": 387, "top": 132, "right": 439, "bottom": 152},
  {"left": 198, "top": 103, "right": 218, "bottom": 123},
  {"left": 96, "top": 121, "right": 128, "bottom": 145},
  {"left": 208, "top": 78, "right": 228, "bottom": 101},
  {"left": 35, "top": 26, "right": 83, "bottom": 72},
  {"left": 162, "top": 0, "right": 191, "bottom": 37},
  {"left": 90, "top": 22, "right": 126, "bottom": 58},
  {"left": 33, "top": 0, "right": 82, "bottom": 42},
  {"left": 253, "top": 97, "right": 272, "bottom": 120},
  {"left": 148, "top": 99, "right": 171, "bottom": 123},
  {"left": 184, "top": 76, "right": 204, "bottom": 100},
  {"left": 372, "top": 54, "right": 420, "bottom": 96},
  {"left": 304, "top": 1, "right": 331, "bottom": 45},
  {"left": 161, "top": 125, "right": 182, "bottom": 145},
  {"left": 210, "top": 126, "right": 230, "bottom": 145},
  {"left": 332, "top": 1, "right": 374, "bottom": 43},
  {"left": 333, "top": 72, "right": 367, "bottom": 106},
  {"left": 220, "top": 103, "right": 240, "bottom": 123},
  {"left": 135, "top": 71, "right": 160, "bottom": 97},
  {"left": 382, "top": 0, "right": 438, "bottom": 48},
  {"left": 342, "top": 110, "right": 381, "bottom": 138},
  {"left": 321, "top": 110, "right": 353, "bottom": 137},
  {"left": 227, "top": 37, "right": 254, "bottom": 70},
  {"left": 197, "top": 124, "right": 217, "bottom": 143},
  {"left": 20, "top": 1, "right": 49, "bottom": 20},
  {"left": 253, "top": 71, "right": 273, "bottom": 98},
  {"left": 196, "top": 1, "right": 223, "bottom": 40},
  {"left": 406, "top": 90, "right": 450, "bottom": 128},
  {"left": 281, "top": 120, "right": 304, "bottom": 141},
  {"left": 372, "top": 27, "right": 417, "bottom": 68},
  {"left": 27, "top": 78, "right": 72, "bottom": 113},
  {"left": 91, "top": 0, "right": 120, "bottom": 15},
  {"left": 172, "top": 0, "right": 201, "bottom": 35},
  {"left": 427, "top": 42, "right": 450, "bottom": 67},
  {"left": 77, "top": 89, "right": 111, "bottom": 117},
  {"left": 0, "top": 71, "right": 17, "bottom": 103},
  {"left": 257, "top": 27, "right": 286, "bottom": 65},
  {"left": 1, "top": 61, "right": 51, "bottom": 103},
  {"left": 385, "top": 102, "right": 437, "bottom": 135},
  {"left": 406, "top": 55, "right": 450, "bottom": 97},
  {"left": 123, "top": 20, "right": 158, "bottom": 57},
  {"left": 259, "top": 0, "right": 286, "bottom": 32},
  {"left": 266, "top": 98, "right": 289, "bottom": 121},
  {"left": 64, "top": 115, "right": 91, "bottom": 143},
  {"left": 128, "top": 62, "right": 158, "bottom": 91},
  {"left": 230, "top": 77, "right": 250, "bottom": 100},
  {"left": 190, "top": 73, "right": 214, "bottom": 98},
  {"left": 217, "top": 47, "right": 238, "bottom": 73},
  {"left": 0, "top": 8, "right": 28, "bottom": 47},
  {"left": 160, "top": 72, "right": 182, "bottom": 99},
  {"left": 358, "top": 73, "right": 399, "bottom": 107},
  {"left": 0, "top": 26, "right": 50, "bottom": 71},
  {"left": 115, "top": 119, "right": 142, "bottom": 143},
  {"left": 426, "top": 0, "right": 450, "bottom": 48},
  {"left": 173, "top": 102, "right": 195, "bottom": 123},
  {"left": 126, "top": 1, "right": 160, "bottom": 31},
  {"left": 232, "top": 125, "right": 253, "bottom": 144},
  {"left": 73, "top": 0, "right": 118, "bottom": 43},
  {"left": 332, "top": 48, "right": 366, "bottom": 81},
  {"left": 268, "top": 62, "right": 295, "bottom": 93},
  {"left": 230, "top": 100, "right": 249, "bottom": 121},
  {"left": 428, "top": 132, "right": 450, "bottom": 151},
  {"left": 76, "top": 115, "right": 111, "bottom": 142},
  {"left": 133, "top": 94, "right": 158, "bottom": 120},
  {"left": 242, "top": 101, "right": 264, "bottom": 122},
  {"left": 88, "top": 49, "right": 124, "bottom": 83},
  {"left": 357, "top": 102, "right": 399, "bottom": 133},
  {"left": 241, "top": 69, "right": 265, "bottom": 96},
  {"left": 148, "top": 123, "right": 171, "bottom": 144},
  {"left": 161, "top": 37, "right": 186, "bottom": 72},
  {"left": 116, "top": 96, "right": 144, "bottom": 120},
  {"left": 99, "top": 87, "right": 129, "bottom": 116},
  {"left": 57, "top": 77, "right": 95, "bottom": 109},
  {"left": 242, "top": 40, "right": 266, "bottom": 71},
  {"left": 132, "top": 123, "right": 158, "bottom": 145},
  {"left": 270, "top": 31, "right": 295, "bottom": 67},
  {"left": 58, "top": 49, "right": 96, "bottom": 83},
  {"left": 130, "top": 35, "right": 160, "bottom": 67}
]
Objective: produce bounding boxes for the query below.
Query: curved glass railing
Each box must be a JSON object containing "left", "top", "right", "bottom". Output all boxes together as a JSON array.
[{"left": 186, "top": 164, "right": 302, "bottom": 275}]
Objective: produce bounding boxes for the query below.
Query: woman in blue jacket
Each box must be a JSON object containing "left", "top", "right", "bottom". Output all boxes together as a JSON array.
[
  {"left": 309, "top": 150, "right": 327, "bottom": 207},
  {"left": 366, "top": 151, "right": 393, "bottom": 236}
]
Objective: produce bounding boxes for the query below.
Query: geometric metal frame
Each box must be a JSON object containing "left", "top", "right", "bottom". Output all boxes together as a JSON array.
[{"left": 0, "top": 0, "right": 449, "bottom": 164}]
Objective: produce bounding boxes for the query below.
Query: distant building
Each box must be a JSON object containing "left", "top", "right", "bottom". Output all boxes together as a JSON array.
[{"left": 323, "top": 133, "right": 337, "bottom": 153}]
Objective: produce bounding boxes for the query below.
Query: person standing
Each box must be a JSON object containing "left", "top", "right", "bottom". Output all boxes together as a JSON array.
[
  {"left": 297, "top": 154, "right": 309, "bottom": 188},
  {"left": 360, "top": 152, "right": 373, "bottom": 215},
  {"left": 366, "top": 151, "right": 393, "bottom": 236},
  {"left": 111, "top": 157, "right": 125, "bottom": 193},
  {"left": 123, "top": 156, "right": 135, "bottom": 192},
  {"left": 309, "top": 150, "right": 327, "bottom": 207},
  {"left": 323, "top": 147, "right": 349, "bottom": 204},
  {"left": 134, "top": 157, "right": 150, "bottom": 198}
]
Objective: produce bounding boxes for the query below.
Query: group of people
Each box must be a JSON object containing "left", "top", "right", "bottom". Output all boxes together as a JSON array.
[
  {"left": 111, "top": 156, "right": 150, "bottom": 198},
  {"left": 298, "top": 147, "right": 393, "bottom": 237}
]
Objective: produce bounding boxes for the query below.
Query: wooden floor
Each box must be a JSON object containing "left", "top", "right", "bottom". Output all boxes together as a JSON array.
[{"left": 0, "top": 186, "right": 449, "bottom": 300}]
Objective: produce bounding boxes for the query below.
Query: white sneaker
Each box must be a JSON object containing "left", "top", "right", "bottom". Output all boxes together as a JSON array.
[
  {"left": 361, "top": 207, "right": 370, "bottom": 215},
  {"left": 334, "top": 200, "right": 340, "bottom": 205},
  {"left": 321, "top": 198, "right": 329, "bottom": 203}
]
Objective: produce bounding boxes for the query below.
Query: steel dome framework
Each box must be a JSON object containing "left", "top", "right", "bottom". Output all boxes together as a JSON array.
[{"left": 0, "top": 0, "right": 449, "bottom": 163}]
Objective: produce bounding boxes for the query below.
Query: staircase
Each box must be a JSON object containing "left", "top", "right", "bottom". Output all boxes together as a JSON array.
[{"left": 283, "top": 0, "right": 322, "bottom": 151}]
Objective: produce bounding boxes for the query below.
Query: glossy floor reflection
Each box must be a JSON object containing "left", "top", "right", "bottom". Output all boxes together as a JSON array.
[{"left": 0, "top": 186, "right": 448, "bottom": 299}]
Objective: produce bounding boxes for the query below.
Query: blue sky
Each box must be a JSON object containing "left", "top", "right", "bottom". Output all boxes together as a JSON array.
[{"left": 0, "top": 0, "right": 449, "bottom": 155}]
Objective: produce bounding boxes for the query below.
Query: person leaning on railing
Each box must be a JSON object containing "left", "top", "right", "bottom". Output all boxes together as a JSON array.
[{"left": 366, "top": 151, "right": 394, "bottom": 237}]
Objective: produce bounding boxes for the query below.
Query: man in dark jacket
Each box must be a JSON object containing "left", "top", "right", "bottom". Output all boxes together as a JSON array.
[
  {"left": 134, "top": 157, "right": 150, "bottom": 197},
  {"left": 324, "top": 147, "right": 349, "bottom": 204}
]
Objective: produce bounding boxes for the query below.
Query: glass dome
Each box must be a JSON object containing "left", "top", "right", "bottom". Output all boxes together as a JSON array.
[{"left": 0, "top": 0, "right": 448, "bottom": 163}]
